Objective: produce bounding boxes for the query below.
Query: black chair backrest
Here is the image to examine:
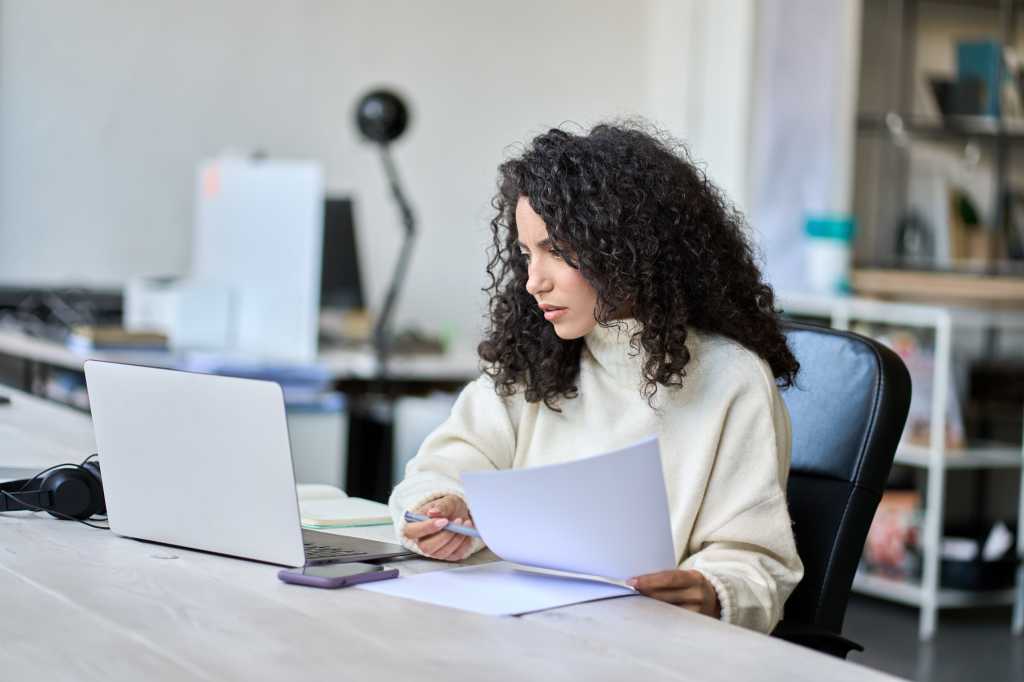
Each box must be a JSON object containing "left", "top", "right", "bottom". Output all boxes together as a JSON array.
[{"left": 779, "top": 322, "right": 911, "bottom": 635}]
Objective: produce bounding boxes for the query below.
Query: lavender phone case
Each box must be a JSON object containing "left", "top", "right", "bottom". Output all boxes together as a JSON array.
[{"left": 277, "top": 567, "right": 399, "bottom": 588}]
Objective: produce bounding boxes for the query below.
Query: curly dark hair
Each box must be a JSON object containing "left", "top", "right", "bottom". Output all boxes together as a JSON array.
[{"left": 478, "top": 121, "right": 798, "bottom": 409}]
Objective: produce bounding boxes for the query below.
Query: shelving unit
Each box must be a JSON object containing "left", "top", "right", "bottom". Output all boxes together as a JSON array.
[
  {"left": 897, "top": 440, "right": 1023, "bottom": 466},
  {"left": 779, "top": 292, "right": 1024, "bottom": 640},
  {"left": 854, "top": 0, "right": 1024, "bottom": 271},
  {"left": 857, "top": 111, "right": 1024, "bottom": 142},
  {"left": 853, "top": 571, "right": 1017, "bottom": 607},
  {"left": 850, "top": 267, "right": 1024, "bottom": 304}
]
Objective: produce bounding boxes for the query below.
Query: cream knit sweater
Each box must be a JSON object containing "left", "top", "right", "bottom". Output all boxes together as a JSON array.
[{"left": 389, "top": 322, "right": 804, "bottom": 633}]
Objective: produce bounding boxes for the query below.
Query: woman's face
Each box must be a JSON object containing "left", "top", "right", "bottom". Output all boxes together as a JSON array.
[{"left": 516, "top": 196, "right": 599, "bottom": 339}]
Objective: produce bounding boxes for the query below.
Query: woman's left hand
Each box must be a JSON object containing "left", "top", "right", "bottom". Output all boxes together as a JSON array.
[{"left": 627, "top": 569, "right": 721, "bottom": 618}]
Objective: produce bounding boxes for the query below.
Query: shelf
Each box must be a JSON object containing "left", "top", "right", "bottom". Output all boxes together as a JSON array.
[
  {"left": 896, "top": 442, "right": 1023, "bottom": 469},
  {"left": 914, "top": 0, "right": 1021, "bottom": 8},
  {"left": 779, "top": 290, "right": 1024, "bottom": 329},
  {"left": 851, "top": 269, "right": 1024, "bottom": 309},
  {"left": 857, "top": 112, "right": 1024, "bottom": 142},
  {"left": 853, "top": 570, "right": 1018, "bottom": 608}
]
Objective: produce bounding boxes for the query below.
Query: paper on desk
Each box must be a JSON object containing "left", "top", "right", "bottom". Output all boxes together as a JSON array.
[
  {"left": 462, "top": 436, "right": 675, "bottom": 581},
  {"left": 356, "top": 561, "right": 635, "bottom": 616},
  {"left": 358, "top": 437, "right": 674, "bottom": 617}
]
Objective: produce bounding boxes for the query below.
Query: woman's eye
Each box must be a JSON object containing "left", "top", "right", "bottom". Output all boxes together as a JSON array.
[
  {"left": 549, "top": 249, "right": 564, "bottom": 261},
  {"left": 519, "top": 251, "right": 531, "bottom": 262}
]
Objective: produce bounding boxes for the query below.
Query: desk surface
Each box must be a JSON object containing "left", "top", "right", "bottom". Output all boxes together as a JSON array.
[
  {"left": 0, "top": 389, "right": 902, "bottom": 681},
  {"left": 0, "top": 327, "right": 481, "bottom": 383}
]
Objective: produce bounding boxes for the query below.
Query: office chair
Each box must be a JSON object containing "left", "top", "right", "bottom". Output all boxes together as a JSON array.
[{"left": 771, "top": 321, "right": 911, "bottom": 658}]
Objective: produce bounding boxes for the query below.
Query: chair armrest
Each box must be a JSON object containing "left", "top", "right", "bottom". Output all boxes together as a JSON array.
[{"left": 771, "top": 621, "right": 864, "bottom": 659}]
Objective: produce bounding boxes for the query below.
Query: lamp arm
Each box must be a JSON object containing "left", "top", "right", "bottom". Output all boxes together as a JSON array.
[
  {"left": 380, "top": 145, "right": 416, "bottom": 237},
  {"left": 373, "top": 145, "right": 417, "bottom": 374}
]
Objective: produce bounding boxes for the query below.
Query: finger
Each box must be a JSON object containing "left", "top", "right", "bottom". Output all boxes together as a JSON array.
[
  {"left": 418, "top": 530, "right": 458, "bottom": 556},
  {"left": 418, "top": 496, "right": 456, "bottom": 518},
  {"left": 629, "top": 570, "right": 695, "bottom": 592},
  {"left": 629, "top": 571, "right": 680, "bottom": 591},
  {"left": 444, "top": 500, "right": 469, "bottom": 520},
  {"left": 449, "top": 538, "right": 474, "bottom": 561},
  {"left": 430, "top": 529, "right": 463, "bottom": 557},
  {"left": 644, "top": 587, "right": 705, "bottom": 605},
  {"left": 434, "top": 496, "right": 470, "bottom": 520},
  {"left": 438, "top": 521, "right": 473, "bottom": 559},
  {"left": 435, "top": 534, "right": 471, "bottom": 561},
  {"left": 443, "top": 521, "right": 475, "bottom": 560},
  {"left": 404, "top": 517, "right": 449, "bottom": 540},
  {"left": 430, "top": 531, "right": 468, "bottom": 560}
]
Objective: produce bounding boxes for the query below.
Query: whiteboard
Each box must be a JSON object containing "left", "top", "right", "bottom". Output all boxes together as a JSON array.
[{"left": 192, "top": 158, "right": 324, "bottom": 362}]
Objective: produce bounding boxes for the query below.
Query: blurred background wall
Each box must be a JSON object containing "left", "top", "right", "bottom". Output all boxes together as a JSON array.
[{"left": 0, "top": 0, "right": 755, "bottom": 344}]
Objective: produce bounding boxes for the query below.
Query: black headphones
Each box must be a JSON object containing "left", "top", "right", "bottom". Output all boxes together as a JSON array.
[{"left": 0, "top": 457, "right": 105, "bottom": 521}]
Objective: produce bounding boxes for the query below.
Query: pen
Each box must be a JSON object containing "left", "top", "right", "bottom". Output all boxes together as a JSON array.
[{"left": 403, "top": 511, "right": 481, "bottom": 538}]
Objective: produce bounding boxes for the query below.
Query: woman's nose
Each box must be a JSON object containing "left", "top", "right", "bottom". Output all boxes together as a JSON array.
[{"left": 525, "top": 262, "right": 551, "bottom": 296}]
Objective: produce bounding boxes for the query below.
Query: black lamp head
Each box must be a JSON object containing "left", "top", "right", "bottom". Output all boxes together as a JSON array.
[{"left": 355, "top": 90, "right": 409, "bottom": 144}]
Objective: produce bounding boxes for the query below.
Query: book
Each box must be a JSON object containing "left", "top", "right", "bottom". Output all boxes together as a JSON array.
[
  {"left": 863, "top": 490, "right": 921, "bottom": 579},
  {"left": 957, "top": 40, "right": 1003, "bottom": 117},
  {"left": 295, "top": 484, "right": 391, "bottom": 528},
  {"left": 853, "top": 324, "right": 966, "bottom": 451},
  {"left": 66, "top": 325, "right": 168, "bottom": 353}
]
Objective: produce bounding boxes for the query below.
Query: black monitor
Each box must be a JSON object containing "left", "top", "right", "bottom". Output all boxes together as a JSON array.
[{"left": 320, "top": 197, "right": 364, "bottom": 310}]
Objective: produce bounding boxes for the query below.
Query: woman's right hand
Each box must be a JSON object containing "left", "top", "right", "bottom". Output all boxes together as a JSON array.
[{"left": 402, "top": 495, "right": 477, "bottom": 561}]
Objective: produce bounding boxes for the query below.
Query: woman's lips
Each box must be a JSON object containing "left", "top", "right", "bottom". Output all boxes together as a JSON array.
[{"left": 543, "top": 307, "right": 568, "bottom": 322}]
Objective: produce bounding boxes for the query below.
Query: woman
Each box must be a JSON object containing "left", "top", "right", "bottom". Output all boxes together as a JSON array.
[{"left": 389, "top": 122, "right": 803, "bottom": 633}]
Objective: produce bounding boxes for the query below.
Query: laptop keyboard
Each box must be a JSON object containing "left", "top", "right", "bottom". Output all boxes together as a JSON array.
[
  {"left": 301, "top": 528, "right": 414, "bottom": 563},
  {"left": 303, "top": 540, "right": 363, "bottom": 561}
]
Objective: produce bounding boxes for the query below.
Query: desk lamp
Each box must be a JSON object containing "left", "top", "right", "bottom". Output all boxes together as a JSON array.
[
  {"left": 347, "top": 89, "right": 418, "bottom": 501},
  {"left": 355, "top": 89, "right": 416, "bottom": 374}
]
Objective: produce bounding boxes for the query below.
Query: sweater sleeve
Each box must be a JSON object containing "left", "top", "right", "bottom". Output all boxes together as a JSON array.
[
  {"left": 679, "top": 354, "right": 804, "bottom": 634},
  {"left": 388, "top": 375, "right": 518, "bottom": 557}
]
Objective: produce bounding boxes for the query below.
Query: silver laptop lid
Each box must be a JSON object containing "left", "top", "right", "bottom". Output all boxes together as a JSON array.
[{"left": 84, "top": 360, "right": 306, "bottom": 566}]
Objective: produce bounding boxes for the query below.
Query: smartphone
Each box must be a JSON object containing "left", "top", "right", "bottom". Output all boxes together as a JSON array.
[{"left": 277, "top": 562, "right": 399, "bottom": 589}]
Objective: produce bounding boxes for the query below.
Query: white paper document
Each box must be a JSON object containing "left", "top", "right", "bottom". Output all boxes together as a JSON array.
[
  {"left": 358, "top": 437, "right": 676, "bottom": 615},
  {"left": 357, "top": 561, "right": 635, "bottom": 616},
  {"left": 462, "top": 435, "right": 675, "bottom": 580}
]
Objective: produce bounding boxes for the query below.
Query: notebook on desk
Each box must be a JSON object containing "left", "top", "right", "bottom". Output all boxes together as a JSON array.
[
  {"left": 83, "top": 360, "right": 414, "bottom": 566},
  {"left": 296, "top": 484, "right": 392, "bottom": 528}
]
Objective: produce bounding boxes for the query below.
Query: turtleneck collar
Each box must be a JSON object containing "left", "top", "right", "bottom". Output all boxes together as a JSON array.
[{"left": 583, "top": 319, "right": 645, "bottom": 380}]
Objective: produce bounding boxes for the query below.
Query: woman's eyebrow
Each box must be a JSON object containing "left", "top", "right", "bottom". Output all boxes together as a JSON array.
[{"left": 517, "top": 238, "right": 554, "bottom": 251}]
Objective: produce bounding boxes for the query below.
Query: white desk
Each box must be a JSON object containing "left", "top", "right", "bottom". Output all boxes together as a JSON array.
[
  {"left": 0, "top": 389, "right": 903, "bottom": 681},
  {"left": 0, "top": 327, "right": 476, "bottom": 498},
  {"left": 0, "top": 385, "right": 97, "bottom": 464},
  {"left": 0, "top": 327, "right": 481, "bottom": 384}
]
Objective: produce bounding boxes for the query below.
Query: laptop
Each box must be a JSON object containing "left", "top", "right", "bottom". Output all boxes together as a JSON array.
[{"left": 83, "top": 360, "right": 414, "bottom": 566}]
